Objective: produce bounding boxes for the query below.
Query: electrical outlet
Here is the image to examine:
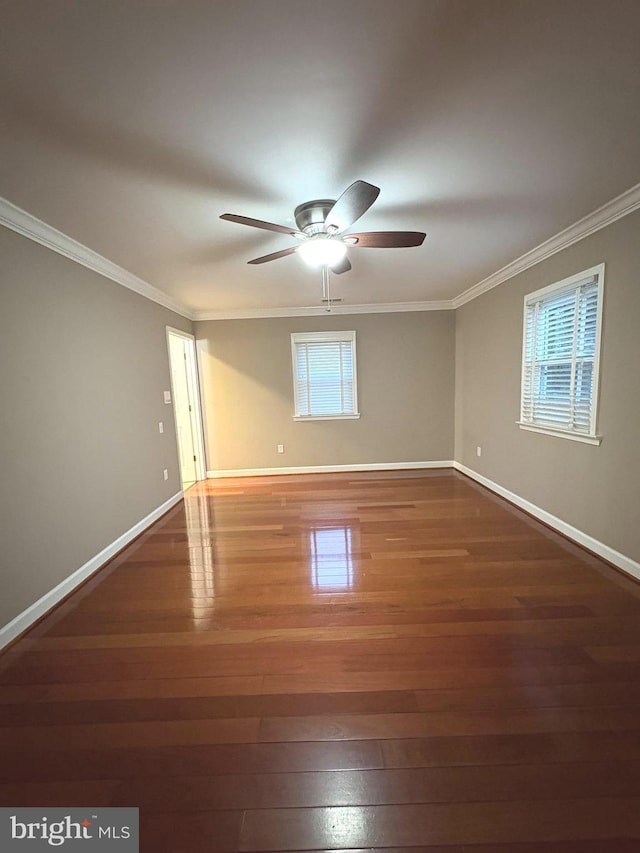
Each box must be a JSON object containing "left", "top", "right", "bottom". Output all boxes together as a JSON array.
[
  {"left": 476, "top": 446, "right": 482, "bottom": 457},
  {"left": 277, "top": 444, "right": 284, "bottom": 454},
  {"left": 163, "top": 391, "right": 171, "bottom": 404},
  {"left": 163, "top": 469, "right": 169, "bottom": 480}
]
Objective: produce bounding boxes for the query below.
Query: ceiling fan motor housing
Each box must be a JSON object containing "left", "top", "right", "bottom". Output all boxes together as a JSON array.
[{"left": 294, "top": 199, "right": 336, "bottom": 235}]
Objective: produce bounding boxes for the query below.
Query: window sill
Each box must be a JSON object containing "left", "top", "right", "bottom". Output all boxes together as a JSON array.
[
  {"left": 294, "top": 413, "right": 361, "bottom": 422},
  {"left": 517, "top": 422, "right": 602, "bottom": 445}
]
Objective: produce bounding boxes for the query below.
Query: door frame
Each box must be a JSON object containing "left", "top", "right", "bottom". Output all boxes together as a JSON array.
[{"left": 166, "top": 326, "right": 206, "bottom": 486}]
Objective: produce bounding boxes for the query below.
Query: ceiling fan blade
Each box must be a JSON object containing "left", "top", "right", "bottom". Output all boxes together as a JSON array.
[
  {"left": 329, "top": 256, "right": 352, "bottom": 275},
  {"left": 345, "top": 231, "right": 426, "bottom": 248},
  {"left": 247, "top": 246, "right": 298, "bottom": 265},
  {"left": 220, "top": 213, "right": 304, "bottom": 238},
  {"left": 324, "top": 181, "right": 380, "bottom": 234}
]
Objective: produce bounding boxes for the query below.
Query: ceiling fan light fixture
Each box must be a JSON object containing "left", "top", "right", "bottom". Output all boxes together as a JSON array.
[{"left": 297, "top": 237, "right": 347, "bottom": 268}]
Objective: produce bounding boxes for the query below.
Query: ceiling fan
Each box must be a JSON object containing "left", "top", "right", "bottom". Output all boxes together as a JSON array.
[{"left": 220, "top": 180, "right": 426, "bottom": 275}]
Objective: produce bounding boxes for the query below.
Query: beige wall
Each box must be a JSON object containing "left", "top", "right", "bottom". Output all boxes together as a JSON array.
[
  {"left": 0, "top": 227, "right": 192, "bottom": 629},
  {"left": 196, "top": 311, "right": 455, "bottom": 471},
  {"left": 455, "top": 210, "right": 640, "bottom": 564}
]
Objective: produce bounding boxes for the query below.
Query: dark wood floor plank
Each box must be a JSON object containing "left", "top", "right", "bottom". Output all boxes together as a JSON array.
[
  {"left": 140, "top": 810, "right": 242, "bottom": 853},
  {"left": 6, "top": 660, "right": 639, "bottom": 705},
  {"left": 109, "top": 762, "right": 640, "bottom": 812},
  {"left": 257, "top": 705, "right": 640, "bottom": 742},
  {"left": 0, "top": 645, "right": 596, "bottom": 685},
  {"left": 0, "top": 779, "right": 118, "bottom": 807},
  {"left": 0, "top": 740, "right": 385, "bottom": 783},
  {"left": 44, "top": 602, "right": 597, "bottom": 637},
  {"left": 0, "top": 717, "right": 260, "bottom": 750},
  {"left": 263, "top": 662, "right": 640, "bottom": 695},
  {"left": 0, "top": 675, "right": 265, "bottom": 704},
  {"left": 0, "top": 690, "right": 420, "bottom": 726},
  {"left": 238, "top": 798, "right": 640, "bottom": 849},
  {"left": 381, "top": 730, "right": 640, "bottom": 768},
  {"left": 414, "top": 680, "right": 640, "bottom": 712}
]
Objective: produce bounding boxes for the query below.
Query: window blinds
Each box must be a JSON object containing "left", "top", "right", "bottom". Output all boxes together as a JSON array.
[
  {"left": 293, "top": 337, "right": 356, "bottom": 417},
  {"left": 521, "top": 273, "right": 601, "bottom": 436}
]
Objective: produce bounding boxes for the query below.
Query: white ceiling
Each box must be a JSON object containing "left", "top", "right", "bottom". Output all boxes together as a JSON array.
[{"left": 1, "top": 0, "right": 639, "bottom": 317}]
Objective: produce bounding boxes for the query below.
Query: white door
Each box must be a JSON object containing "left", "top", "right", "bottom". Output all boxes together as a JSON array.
[{"left": 167, "top": 329, "right": 205, "bottom": 490}]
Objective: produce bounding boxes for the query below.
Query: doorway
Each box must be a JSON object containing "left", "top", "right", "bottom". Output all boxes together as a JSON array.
[{"left": 166, "top": 328, "right": 206, "bottom": 490}]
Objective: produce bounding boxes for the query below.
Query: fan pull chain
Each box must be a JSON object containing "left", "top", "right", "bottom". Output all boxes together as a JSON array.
[{"left": 322, "top": 265, "right": 332, "bottom": 312}]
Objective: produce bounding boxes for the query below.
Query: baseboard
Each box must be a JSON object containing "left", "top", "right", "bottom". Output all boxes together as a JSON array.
[
  {"left": 0, "top": 491, "right": 184, "bottom": 650},
  {"left": 453, "top": 461, "right": 640, "bottom": 582},
  {"left": 207, "top": 461, "right": 454, "bottom": 478}
]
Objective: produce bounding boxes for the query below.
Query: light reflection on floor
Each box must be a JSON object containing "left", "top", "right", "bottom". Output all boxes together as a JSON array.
[
  {"left": 185, "top": 492, "right": 216, "bottom": 621},
  {"left": 309, "top": 525, "right": 355, "bottom": 592},
  {"left": 183, "top": 484, "right": 364, "bottom": 612}
]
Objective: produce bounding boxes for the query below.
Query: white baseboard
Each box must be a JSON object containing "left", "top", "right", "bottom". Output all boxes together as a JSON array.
[
  {"left": 0, "top": 491, "right": 183, "bottom": 650},
  {"left": 207, "top": 460, "right": 454, "bottom": 478},
  {"left": 453, "top": 461, "right": 640, "bottom": 582}
]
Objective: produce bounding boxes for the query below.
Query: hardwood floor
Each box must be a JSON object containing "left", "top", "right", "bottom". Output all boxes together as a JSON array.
[{"left": 1, "top": 469, "right": 640, "bottom": 852}]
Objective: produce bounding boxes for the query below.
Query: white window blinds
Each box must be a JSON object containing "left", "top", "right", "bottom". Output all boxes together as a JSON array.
[
  {"left": 291, "top": 331, "right": 358, "bottom": 419},
  {"left": 520, "top": 265, "right": 604, "bottom": 440}
]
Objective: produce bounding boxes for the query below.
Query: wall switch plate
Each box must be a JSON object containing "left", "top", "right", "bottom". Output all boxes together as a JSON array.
[
  {"left": 159, "top": 422, "right": 164, "bottom": 434},
  {"left": 163, "top": 391, "right": 171, "bottom": 404},
  {"left": 277, "top": 444, "right": 284, "bottom": 453},
  {"left": 163, "top": 469, "right": 169, "bottom": 480},
  {"left": 476, "top": 446, "right": 482, "bottom": 457}
]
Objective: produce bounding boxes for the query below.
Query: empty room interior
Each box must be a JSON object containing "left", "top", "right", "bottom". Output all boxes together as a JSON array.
[{"left": 2, "top": 1, "right": 640, "bottom": 851}]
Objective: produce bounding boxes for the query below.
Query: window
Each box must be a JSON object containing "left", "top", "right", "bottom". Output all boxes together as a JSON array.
[
  {"left": 291, "top": 330, "right": 359, "bottom": 420},
  {"left": 519, "top": 264, "right": 604, "bottom": 445}
]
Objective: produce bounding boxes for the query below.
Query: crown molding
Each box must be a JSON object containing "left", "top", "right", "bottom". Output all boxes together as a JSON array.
[
  {"left": 193, "top": 300, "right": 453, "bottom": 321},
  {"left": 0, "top": 196, "right": 195, "bottom": 320},
  {"left": 452, "top": 181, "right": 640, "bottom": 308}
]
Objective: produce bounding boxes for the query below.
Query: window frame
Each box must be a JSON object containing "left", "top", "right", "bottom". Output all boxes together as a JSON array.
[
  {"left": 518, "top": 263, "right": 605, "bottom": 445},
  {"left": 290, "top": 330, "right": 360, "bottom": 421}
]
